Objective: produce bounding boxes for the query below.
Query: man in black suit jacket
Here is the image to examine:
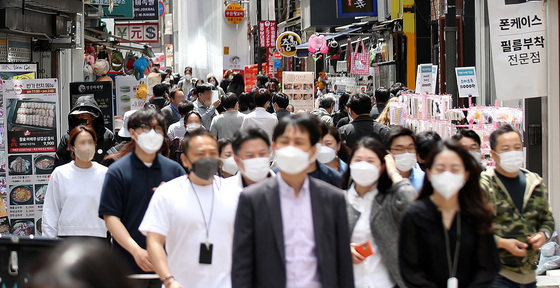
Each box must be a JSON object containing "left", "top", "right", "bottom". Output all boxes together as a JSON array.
[{"left": 232, "top": 114, "right": 354, "bottom": 288}]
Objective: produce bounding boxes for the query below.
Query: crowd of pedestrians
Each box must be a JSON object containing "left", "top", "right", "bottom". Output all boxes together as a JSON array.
[{"left": 36, "top": 70, "right": 554, "bottom": 288}]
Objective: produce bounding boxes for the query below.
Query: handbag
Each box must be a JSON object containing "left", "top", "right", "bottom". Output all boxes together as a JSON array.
[{"left": 350, "top": 39, "right": 370, "bottom": 76}]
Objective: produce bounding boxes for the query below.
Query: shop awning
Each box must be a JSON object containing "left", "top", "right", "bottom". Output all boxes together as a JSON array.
[
  {"left": 85, "top": 27, "right": 153, "bottom": 55},
  {"left": 296, "top": 27, "right": 362, "bottom": 50}
]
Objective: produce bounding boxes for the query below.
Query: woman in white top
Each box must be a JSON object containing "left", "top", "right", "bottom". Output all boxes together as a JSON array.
[
  {"left": 340, "top": 137, "right": 417, "bottom": 288},
  {"left": 42, "top": 125, "right": 108, "bottom": 238}
]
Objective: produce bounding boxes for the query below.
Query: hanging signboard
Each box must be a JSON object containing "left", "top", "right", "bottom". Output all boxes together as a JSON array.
[
  {"left": 337, "top": 0, "right": 378, "bottom": 18},
  {"left": 223, "top": 55, "right": 247, "bottom": 71},
  {"left": 114, "top": 22, "right": 159, "bottom": 43},
  {"left": 487, "top": 0, "right": 546, "bottom": 100},
  {"left": 3, "top": 78, "right": 60, "bottom": 236},
  {"left": 225, "top": 3, "right": 245, "bottom": 24},
  {"left": 103, "top": 0, "right": 134, "bottom": 19},
  {"left": 282, "top": 72, "right": 315, "bottom": 112},
  {"left": 244, "top": 64, "right": 258, "bottom": 92},
  {"left": 70, "top": 82, "right": 114, "bottom": 131},
  {"left": 134, "top": 0, "right": 159, "bottom": 20},
  {"left": 259, "top": 21, "right": 277, "bottom": 48},
  {"left": 455, "top": 67, "right": 480, "bottom": 98},
  {"left": 276, "top": 32, "right": 302, "bottom": 57}
]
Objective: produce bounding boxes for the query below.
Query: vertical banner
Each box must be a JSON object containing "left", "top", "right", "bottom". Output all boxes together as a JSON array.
[
  {"left": 282, "top": 72, "right": 315, "bottom": 112},
  {"left": 3, "top": 79, "right": 60, "bottom": 236},
  {"left": 258, "top": 21, "right": 277, "bottom": 48},
  {"left": 70, "top": 82, "right": 114, "bottom": 131},
  {"left": 488, "top": 0, "right": 546, "bottom": 100},
  {"left": 244, "top": 64, "right": 258, "bottom": 92}
]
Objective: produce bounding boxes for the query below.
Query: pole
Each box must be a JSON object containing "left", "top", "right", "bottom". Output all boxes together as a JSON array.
[
  {"left": 257, "top": 0, "right": 262, "bottom": 73},
  {"left": 445, "top": 0, "right": 458, "bottom": 106}
]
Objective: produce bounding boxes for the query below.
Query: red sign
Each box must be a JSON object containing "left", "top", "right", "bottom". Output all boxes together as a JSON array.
[
  {"left": 259, "top": 21, "right": 277, "bottom": 48},
  {"left": 274, "top": 52, "right": 282, "bottom": 59},
  {"left": 225, "top": 3, "right": 245, "bottom": 24}
]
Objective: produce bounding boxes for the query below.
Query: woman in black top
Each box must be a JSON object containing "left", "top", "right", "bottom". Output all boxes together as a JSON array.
[{"left": 399, "top": 140, "right": 500, "bottom": 288}]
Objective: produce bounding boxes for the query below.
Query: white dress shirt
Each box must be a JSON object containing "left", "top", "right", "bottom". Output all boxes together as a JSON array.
[
  {"left": 348, "top": 184, "right": 395, "bottom": 288},
  {"left": 277, "top": 175, "right": 321, "bottom": 288},
  {"left": 240, "top": 107, "right": 278, "bottom": 141},
  {"left": 167, "top": 117, "right": 186, "bottom": 139}
]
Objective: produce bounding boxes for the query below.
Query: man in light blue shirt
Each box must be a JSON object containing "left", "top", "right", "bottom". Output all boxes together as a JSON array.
[{"left": 193, "top": 83, "right": 220, "bottom": 129}]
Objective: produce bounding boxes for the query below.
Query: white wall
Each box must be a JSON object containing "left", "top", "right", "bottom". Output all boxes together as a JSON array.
[{"left": 174, "top": 0, "right": 249, "bottom": 80}]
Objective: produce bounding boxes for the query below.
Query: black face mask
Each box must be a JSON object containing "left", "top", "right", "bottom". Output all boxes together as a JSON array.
[{"left": 191, "top": 158, "right": 220, "bottom": 180}]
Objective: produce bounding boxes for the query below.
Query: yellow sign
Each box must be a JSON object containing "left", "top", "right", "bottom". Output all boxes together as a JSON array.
[
  {"left": 276, "top": 31, "right": 302, "bottom": 57},
  {"left": 225, "top": 3, "right": 245, "bottom": 24},
  {"left": 224, "top": 46, "right": 230, "bottom": 55}
]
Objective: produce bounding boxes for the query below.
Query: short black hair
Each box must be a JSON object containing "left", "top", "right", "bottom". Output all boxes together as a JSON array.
[
  {"left": 218, "top": 138, "right": 232, "bottom": 155},
  {"left": 489, "top": 125, "right": 522, "bottom": 150},
  {"left": 153, "top": 84, "right": 167, "bottom": 97},
  {"left": 181, "top": 128, "right": 216, "bottom": 155},
  {"left": 318, "top": 95, "right": 336, "bottom": 109},
  {"left": 257, "top": 74, "right": 269, "bottom": 85},
  {"left": 128, "top": 106, "right": 167, "bottom": 132},
  {"left": 374, "top": 87, "right": 390, "bottom": 104},
  {"left": 231, "top": 127, "right": 271, "bottom": 155},
  {"left": 238, "top": 92, "right": 256, "bottom": 112},
  {"left": 390, "top": 82, "right": 405, "bottom": 96},
  {"left": 194, "top": 83, "right": 213, "bottom": 95},
  {"left": 338, "top": 93, "right": 350, "bottom": 112},
  {"left": 254, "top": 88, "right": 271, "bottom": 107},
  {"left": 452, "top": 129, "right": 482, "bottom": 146},
  {"left": 272, "top": 92, "right": 289, "bottom": 109},
  {"left": 177, "top": 101, "right": 194, "bottom": 116},
  {"left": 169, "top": 88, "right": 183, "bottom": 100},
  {"left": 347, "top": 93, "right": 372, "bottom": 115},
  {"left": 273, "top": 113, "right": 320, "bottom": 146},
  {"left": 416, "top": 131, "right": 442, "bottom": 161},
  {"left": 268, "top": 77, "right": 279, "bottom": 85},
  {"left": 221, "top": 92, "right": 239, "bottom": 109},
  {"left": 386, "top": 126, "right": 416, "bottom": 149}
]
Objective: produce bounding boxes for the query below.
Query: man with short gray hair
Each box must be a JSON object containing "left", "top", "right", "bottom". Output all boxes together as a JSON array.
[{"left": 311, "top": 95, "right": 336, "bottom": 126}]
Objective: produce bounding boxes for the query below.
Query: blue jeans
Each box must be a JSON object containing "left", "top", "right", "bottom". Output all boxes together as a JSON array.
[{"left": 491, "top": 275, "right": 536, "bottom": 288}]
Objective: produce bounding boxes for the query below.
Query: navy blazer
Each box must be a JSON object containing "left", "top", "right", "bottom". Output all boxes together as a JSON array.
[{"left": 232, "top": 176, "right": 354, "bottom": 288}]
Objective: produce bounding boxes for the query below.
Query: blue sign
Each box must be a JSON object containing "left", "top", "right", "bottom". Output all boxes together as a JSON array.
[
  {"left": 158, "top": 1, "right": 164, "bottom": 17},
  {"left": 337, "top": 0, "right": 377, "bottom": 18},
  {"left": 274, "top": 59, "right": 282, "bottom": 69}
]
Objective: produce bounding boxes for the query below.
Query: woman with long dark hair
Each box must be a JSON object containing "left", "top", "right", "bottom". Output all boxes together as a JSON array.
[
  {"left": 399, "top": 140, "right": 500, "bottom": 288},
  {"left": 318, "top": 126, "right": 350, "bottom": 173},
  {"left": 340, "top": 137, "right": 417, "bottom": 288}
]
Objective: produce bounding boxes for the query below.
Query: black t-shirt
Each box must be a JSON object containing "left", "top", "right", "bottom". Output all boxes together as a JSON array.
[
  {"left": 496, "top": 170, "right": 527, "bottom": 212},
  {"left": 99, "top": 151, "right": 185, "bottom": 274}
]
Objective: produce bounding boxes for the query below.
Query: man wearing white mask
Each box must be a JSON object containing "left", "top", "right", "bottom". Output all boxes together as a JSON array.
[
  {"left": 99, "top": 108, "right": 185, "bottom": 288},
  {"left": 232, "top": 114, "right": 354, "bottom": 288},
  {"left": 386, "top": 126, "right": 425, "bottom": 192},
  {"left": 480, "top": 125, "right": 554, "bottom": 288},
  {"left": 452, "top": 129, "right": 484, "bottom": 167},
  {"left": 222, "top": 127, "right": 275, "bottom": 193}
]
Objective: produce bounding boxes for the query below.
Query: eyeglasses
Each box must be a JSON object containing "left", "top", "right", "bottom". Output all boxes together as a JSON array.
[
  {"left": 137, "top": 124, "right": 164, "bottom": 135},
  {"left": 390, "top": 146, "right": 416, "bottom": 154}
]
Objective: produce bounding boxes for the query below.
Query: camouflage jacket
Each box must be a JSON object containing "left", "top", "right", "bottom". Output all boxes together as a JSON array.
[{"left": 480, "top": 168, "right": 554, "bottom": 284}]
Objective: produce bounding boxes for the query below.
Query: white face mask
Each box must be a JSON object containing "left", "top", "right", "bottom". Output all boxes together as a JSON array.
[
  {"left": 350, "top": 161, "right": 380, "bottom": 187},
  {"left": 186, "top": 123, "right": 202, "bottom": 133},
  {"left": 74, "top": 144, "right": 95, "bottom": 162},
  {"left": 430, "top": 171, "right": 466, "bottom": 200},
  {"left": 185, "top": 74, "right": 192, "bottom": 81},
  {"left": 135, "top": 129, "right": 163, "bottom": 154},
  {"left": 275, "top": 146, "right": 311, "bottom": 174},
  {"left": 210, "top": 81, "right": 217, "bottom": 86},
  {"left": 241, "top": 157, "right": 270, "bottom": 182},
  {"left": 469, "top": 150, "right": 482, "bottom": 164},
  {"left": 317, "top": 145, "right": 337, "bottom": 163},
  {"left": 394, "top": 152, "right": 417, "bottom": 172},
  {"left": 498, "top": 150, "right": 523, "bottom": 173},
  {"left": 220, "top": 156, "right": 239, "bottom": 175}
]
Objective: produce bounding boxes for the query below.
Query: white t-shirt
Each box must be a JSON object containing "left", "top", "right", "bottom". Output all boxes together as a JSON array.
[
  {"left": 42, "top": 161, "right": 108, "bottom": 238},
  {"left": 348, "top": 184, "right": 395, "bottom": 288},
  {"left": 139, "top": 176, "right": 238, "bottom": 288}
]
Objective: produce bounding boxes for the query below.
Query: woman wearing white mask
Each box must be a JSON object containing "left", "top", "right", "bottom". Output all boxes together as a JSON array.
[
  {"left": 399, "top": 140, "right": 499, "bottom": 288},
  {"left": 387, "top": 126, "right": 425, "bottom": 192},
  {"left": 341, "top": 137, "right": 417, "bottom": 288},
  {"left": 218, "top": 138, "right": 238, "bottom": 178},
  {"left": 319, "top": 127, "right": 349, "bottom": 174},
  {"left": 184, "top": 111, "right": 204, "bottom": 135},
  {"left": 43, "top": 125, "right": 108, "bottom": 238}
]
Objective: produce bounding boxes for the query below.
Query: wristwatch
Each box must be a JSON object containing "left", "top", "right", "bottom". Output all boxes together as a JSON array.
[{"left": 543, "top": 231, "right": 551, "bottom": 241}]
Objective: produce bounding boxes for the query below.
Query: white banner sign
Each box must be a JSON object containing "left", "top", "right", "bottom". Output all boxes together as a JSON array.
[
  {"left": 455, "top": 67, "right": 480, "bottom": 98},
  {"left": 488, "top": 0, "right": 547, "bottom": 100}
]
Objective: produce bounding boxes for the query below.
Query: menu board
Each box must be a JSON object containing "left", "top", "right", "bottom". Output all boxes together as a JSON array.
[
  {"left": 2, "top": 78, "right": 60, "bottom": 236},
  {"left": 70, "top": 82, "right": 114, "bottom": 131},
  {"left": 282, "top": 72, "right": 315, "bottom": 112}
]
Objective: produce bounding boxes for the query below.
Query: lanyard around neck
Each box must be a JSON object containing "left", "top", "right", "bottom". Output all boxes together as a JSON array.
[
  {"left": 443, "top": 212, "right": 461, "bottom": 278},
  {"left": 189, "top": 180, "right": 215, "bottom": 246}
]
